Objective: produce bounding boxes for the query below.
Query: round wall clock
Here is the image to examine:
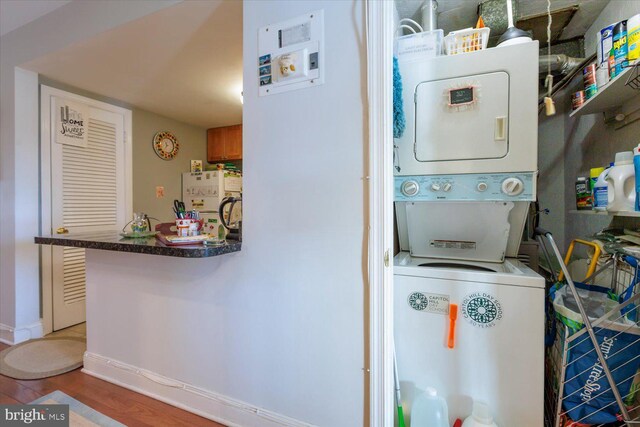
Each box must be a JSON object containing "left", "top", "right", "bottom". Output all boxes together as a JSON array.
[{"left": 153, "top": 131, "right": 179, "bottom": 160}]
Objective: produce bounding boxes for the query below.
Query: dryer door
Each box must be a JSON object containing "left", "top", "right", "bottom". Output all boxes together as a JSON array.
[{"left": 414, "top": 71, "right": 509, "bottom": 163}]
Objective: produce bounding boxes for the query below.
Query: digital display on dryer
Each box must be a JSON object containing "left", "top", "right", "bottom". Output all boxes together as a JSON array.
[{"left": 449, "top": 87, "right": 474, "bottom": 105}]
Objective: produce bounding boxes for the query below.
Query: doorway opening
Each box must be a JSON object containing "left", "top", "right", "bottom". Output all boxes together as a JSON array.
[{"left": 27, "top": 1, "right": 244, "bottom": 335}]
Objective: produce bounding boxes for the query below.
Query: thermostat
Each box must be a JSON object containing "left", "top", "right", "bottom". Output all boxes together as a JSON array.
[{"left": 258, "top": 10, "right": 324, "bottom": 96}]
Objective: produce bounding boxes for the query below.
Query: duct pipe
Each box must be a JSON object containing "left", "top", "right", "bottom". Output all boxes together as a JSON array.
[
  {"left": 539, "top": 54, "right": 584, "bottom": 75},
  {"left": 421, "top": 0, "right": 438, "bottom": 32},
  {"left": 538, "top": 52, "right": 597, "bottom": 109}
]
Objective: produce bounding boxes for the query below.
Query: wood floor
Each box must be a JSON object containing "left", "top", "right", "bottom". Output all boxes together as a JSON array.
[{"left": 0, "top": 342, "right": 225, "bottom": 427}]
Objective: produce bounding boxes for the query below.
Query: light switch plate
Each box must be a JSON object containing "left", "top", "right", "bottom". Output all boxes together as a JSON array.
[{"left": 258, "top": 10, "right": 324, "bottom": 96}]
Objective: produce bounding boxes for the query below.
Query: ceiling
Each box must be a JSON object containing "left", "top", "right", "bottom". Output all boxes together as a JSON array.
[
  {"left": 5, "top": 0, "right": 608, "bottom": 129},
  {"left": 395, "top": 0, "right": 610, "bottom": 42},
  {"left": 0, "top": 0, "right": 70, "bottom": 37},
  {"left": 22, "top": 1, "right": 243, "bottom": 129}
]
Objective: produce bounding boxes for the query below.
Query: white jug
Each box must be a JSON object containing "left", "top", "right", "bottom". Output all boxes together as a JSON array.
[
  {"left": 606, "top": 151, "right": 635, "bottom": 213},
  {"left": 410, "top": 388, "right": 449, "bottom": 427},
  {"left": 462, "top": 401, "right": 499, "bottom": 427}
]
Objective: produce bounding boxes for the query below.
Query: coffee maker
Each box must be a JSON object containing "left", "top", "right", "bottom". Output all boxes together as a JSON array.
[{"left": 219, "top": 196, "right": 242, "bottom": 241}]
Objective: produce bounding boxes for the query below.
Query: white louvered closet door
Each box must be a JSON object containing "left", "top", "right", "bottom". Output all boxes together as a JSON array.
[{"left": 50, "top": 106, "right": 126, "bottom": 330}]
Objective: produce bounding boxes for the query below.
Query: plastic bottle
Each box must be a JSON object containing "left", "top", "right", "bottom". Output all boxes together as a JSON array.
[
  {"left": 590, "top": 167, "right": 605, "bottom": 193},
  {"left": 606, "top": 151, "right": 636, "bottom": 212},
  {"left": 612, "top": 20, "right": 628, "bottom": 77},
  {"left": 575, "top": 177, "right": 591, "bottom": 210},
  {"left": 410, "top": 387, "right": 449, "bottom": 427},
  {"left": 462, "top": 401, "right": 498, "bottom": 427},
  {"left": 609, "top": 46, "right": 616, "bottom": 79},
  {"left": 590, "top": 167, "right": 604, "bottom": 209},
  {"left": 634, "top": 145, "right": 640, "bottom": 211},
  {"left": 629, "top": 14, "right": 640, "bottom": 61},
  {"left": 593, "top": 164, "right": 612, "bottom": 211}
]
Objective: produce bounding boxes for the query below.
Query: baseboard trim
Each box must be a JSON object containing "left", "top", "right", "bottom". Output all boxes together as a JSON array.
[
  {"left": 83, "top": 352, "right": 313, "bottom": 427},
  {"left": 0, "top": 320, "right": 43, "bottom": 345}
]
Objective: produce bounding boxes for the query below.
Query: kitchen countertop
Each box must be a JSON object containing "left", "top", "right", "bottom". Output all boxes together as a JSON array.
[{"left": 35, "top": 231, "right": 241, "bottom": 258}]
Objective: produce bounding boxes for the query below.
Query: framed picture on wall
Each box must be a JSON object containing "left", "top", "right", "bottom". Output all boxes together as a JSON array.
[{"left": 191, "top": 160, "right": 203, "bottom": 173}]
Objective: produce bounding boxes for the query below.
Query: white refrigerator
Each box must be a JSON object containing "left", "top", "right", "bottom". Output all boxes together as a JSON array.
[{"left": 182, "top": 171, "right": 242, "bottom": 237}]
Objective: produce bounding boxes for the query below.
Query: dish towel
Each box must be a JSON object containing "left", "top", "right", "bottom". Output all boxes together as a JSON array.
[{"left": 393, "top": 56, "right": 406, "bottom": 138}]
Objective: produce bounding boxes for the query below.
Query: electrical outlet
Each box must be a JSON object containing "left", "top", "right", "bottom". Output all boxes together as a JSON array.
[{"left": 156, "top": 186, "right": 165, "bottom": 198}]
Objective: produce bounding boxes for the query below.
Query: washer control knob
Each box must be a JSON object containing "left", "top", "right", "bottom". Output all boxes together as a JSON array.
[
  {"left": 443, "top": 183, "right": 452, "bottom": 192},
  {"left": 430, "top": 183, "right": 441, "bottom": 192},
  {"left": 401, "top": 180, "right": 419, "bottom": 197},
  {"left": 477, "top": 182, "right": 488, "bottom": 192},
  {"left": 501, "top": 177, "right": 524, "bottom": 196}
]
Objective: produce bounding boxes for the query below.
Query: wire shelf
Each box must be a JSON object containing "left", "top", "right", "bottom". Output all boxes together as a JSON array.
[{"left": 625, "top": 62, "right": 640, "bottom": 91}]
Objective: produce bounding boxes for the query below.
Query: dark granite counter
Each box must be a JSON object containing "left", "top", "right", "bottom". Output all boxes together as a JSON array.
[{"left": 35, "top": 231, "right": 241, "bottom": 258}]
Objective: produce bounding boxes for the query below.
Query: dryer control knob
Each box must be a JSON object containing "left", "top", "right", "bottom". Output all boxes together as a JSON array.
[
  {"left": 430, "top": 183, "right": 441, "bottom": 192},
  {"left": 477, "top": 182, "right": 488, "bottom": 192},
  {"left": 401, "top": 180, "right": 419, "bottom": 197},
  {"left": 501, "top": 177, "right": 524, "bottom": 196},
  {"left": 443, "top": 183, "right": 452, "bottom": 192}
]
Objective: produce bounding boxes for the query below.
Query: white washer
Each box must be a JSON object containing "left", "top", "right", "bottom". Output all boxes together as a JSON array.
[{"left": 394, "top": 252, "right": 545, "bottom": 426}]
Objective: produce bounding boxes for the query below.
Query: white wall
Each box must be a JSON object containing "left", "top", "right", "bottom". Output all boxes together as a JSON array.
[
  {"left": 13, "top": 68, "right": 40, "bottom": 331},
  {"left": 132, "top": 108, "right": 208, "bottom": 223},
  {"left": 242, "top": 2, "right": 368, "bottom": 420},
  {"left": 0, "top": 0, "right": 179, "bottom": 343},
  {"left": 537, "top": 93, "right": 568, "bottom": 251},
  {"left": 85, "top": 1, "right": 368, "bottom": 425}
]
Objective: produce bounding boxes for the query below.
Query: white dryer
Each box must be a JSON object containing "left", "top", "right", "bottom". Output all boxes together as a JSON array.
[
  {"left": 394, "top": 252, "right": 545, "bottom": 426},
  {"left": 394, "top": 41, "right": 539, "bottom": 176},
  {"left": 393, "top": 41, "right": 539, "bottom": 262}
]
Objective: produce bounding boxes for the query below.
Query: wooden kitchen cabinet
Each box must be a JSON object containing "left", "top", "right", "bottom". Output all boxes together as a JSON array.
[{"left": 207, "top": 124, "right": 242, "bottom": 163}]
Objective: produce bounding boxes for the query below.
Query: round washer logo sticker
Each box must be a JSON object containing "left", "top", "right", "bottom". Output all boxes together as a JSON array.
[
  {"left": 408, "top": 292, "right": 429, "bottom": 311},
  {"left": 462, "top": 292, "right": 503, "bottom": 328}
]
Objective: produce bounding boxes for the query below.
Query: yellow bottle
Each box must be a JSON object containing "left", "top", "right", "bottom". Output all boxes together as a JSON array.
[{"left": 629, "top": 14, "right": 640, "bottom": 61}]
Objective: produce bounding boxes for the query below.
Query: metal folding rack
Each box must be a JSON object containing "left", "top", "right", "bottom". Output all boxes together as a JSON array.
[
  {"left": 625, "top": 62, "right": 640, "bottom": 91},
  {"left": 537, "top": 228, "right": 640, "bottom": 427}
]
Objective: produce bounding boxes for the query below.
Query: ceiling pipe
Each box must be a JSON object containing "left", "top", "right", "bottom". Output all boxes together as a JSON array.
[
  {"left": 539, "top": 54, "right": 585, "bottom": 75},
  {"left": 538, "top": 52, "right": 597, "bottom": 110},
  {"left": 421, "top": 0, "right": 438, "bottom": 32}
]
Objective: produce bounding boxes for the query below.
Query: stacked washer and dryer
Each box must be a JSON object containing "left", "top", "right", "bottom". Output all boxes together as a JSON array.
[{"left": 394, "top": 41, "right": 545, "bottom": 426}]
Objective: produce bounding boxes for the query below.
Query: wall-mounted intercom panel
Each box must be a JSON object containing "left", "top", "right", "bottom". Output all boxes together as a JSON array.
[{"left": 258, "top": 10, "right": 324, "bottom": 96}]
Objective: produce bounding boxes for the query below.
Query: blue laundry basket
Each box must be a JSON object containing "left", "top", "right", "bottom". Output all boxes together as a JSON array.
[{"left": 551, "top": 282, "right": 640, "bottom": 424}]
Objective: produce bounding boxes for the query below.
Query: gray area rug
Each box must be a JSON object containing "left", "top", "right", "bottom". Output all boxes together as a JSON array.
[
  {"left": 31, "top": 390, "right": 125, "bottom": 426},
  {"left": 0, "top": 336, "right": 86, "bottom": 379}
]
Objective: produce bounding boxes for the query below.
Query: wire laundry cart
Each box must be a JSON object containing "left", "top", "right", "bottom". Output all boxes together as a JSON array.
[{"left": 538, "top": 228, "right": 640, "bottom": 427}]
